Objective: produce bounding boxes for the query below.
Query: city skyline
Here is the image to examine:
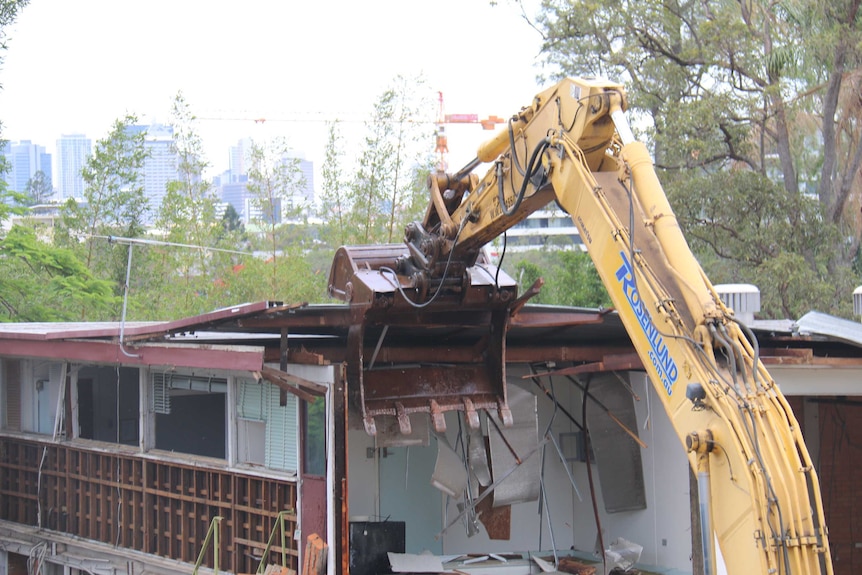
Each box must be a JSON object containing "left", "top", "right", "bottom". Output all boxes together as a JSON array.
[
  {"left": 0, "top": 0, "right": 544, "bottom": 187},
  {"left": 4, "top": 128, "right": 315, "bottom": 227}
]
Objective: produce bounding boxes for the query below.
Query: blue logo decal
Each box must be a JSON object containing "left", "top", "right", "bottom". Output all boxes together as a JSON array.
[{"left": 615, "top": 252, "right": 678, "bottom": 395}]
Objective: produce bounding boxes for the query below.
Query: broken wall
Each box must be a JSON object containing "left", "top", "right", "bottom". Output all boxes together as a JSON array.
[{"left": 347, "top": 366, "right": 693, "bottom": 572}]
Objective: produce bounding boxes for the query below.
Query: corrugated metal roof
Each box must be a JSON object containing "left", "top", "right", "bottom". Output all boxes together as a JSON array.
[
  {"left": 0, "top": 301, "right": 281, "bottom": 341},
  {"left": 795, "top": 311, "right": 862, "bottom": 347},
  {"left": 2, "top": 301, "right": 861, "bottom": 368}
]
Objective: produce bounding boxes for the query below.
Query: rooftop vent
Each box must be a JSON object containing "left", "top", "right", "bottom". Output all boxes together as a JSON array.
[
  {"left": 853, "top": 286, "right": 862, "bottom": 319},
  {"left": 714, "top": 284, "right": 761, "bottom": 325}
]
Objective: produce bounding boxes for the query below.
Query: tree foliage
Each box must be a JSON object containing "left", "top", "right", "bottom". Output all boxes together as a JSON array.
[
  {"left": 150, "top": 92, "right": 224, "bottom": 318},
  {"left": 24, "top": 170, "right": 52, "bottom": 205},
  {"left": 0, "top": 225, "right": 115, "bottom": 321},
  {"left": 668, "top": 170, "right": 850, "bottom": 317},
  {"left": 245, "top": 137, "right": 310, "bottom": 297},
  {"left": 509, "top": 248, "right": 612, "bottom": 308},
  {"left": 533, "top": 0, "right": 862, "bottom": 317},
  {"left": 319, "top": 121, "right": 349, "bottom": 248},
  {"left": 0, "top": 0, "right": 27, "bottom": 70}
]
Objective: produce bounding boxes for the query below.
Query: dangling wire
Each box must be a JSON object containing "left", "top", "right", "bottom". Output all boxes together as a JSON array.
[
  {"left": 497, "top": 138, "right": 551, "bottom": 218},
  {"left": 581, "top": 375, "right": 606, "bottom": 571}
]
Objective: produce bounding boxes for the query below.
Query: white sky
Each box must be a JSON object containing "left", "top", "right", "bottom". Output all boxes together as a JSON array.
[{"left": 0, "top": 0, "right": 547, "bottom": 180}]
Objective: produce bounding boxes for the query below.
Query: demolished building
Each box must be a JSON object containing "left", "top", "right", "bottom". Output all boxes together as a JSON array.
[{"left": 1, "top": 302, "right": 862, "bottom": 574}]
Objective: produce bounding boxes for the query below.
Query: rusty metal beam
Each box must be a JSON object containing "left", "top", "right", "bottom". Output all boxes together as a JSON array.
[
  {"left": 333, "top": 365, "right": 349, "bottom": 575},
  {"left": 269, "top": 343, "right": 637, "bottom": 366},
  {"left": 527, "top": 352, "right": 643, "bottom": 377}
]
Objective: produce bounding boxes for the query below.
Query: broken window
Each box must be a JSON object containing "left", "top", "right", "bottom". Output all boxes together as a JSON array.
[
  {"left": 151, "top": 371, "right": 228, "bottom": 459},
  {"left": 584, "top": 373, "right": 647, "bottom": 513}
]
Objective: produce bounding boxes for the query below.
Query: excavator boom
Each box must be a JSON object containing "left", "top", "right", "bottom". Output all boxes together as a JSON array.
[{"left": 329, "top": 77, "right": 833, "bottom": 574}]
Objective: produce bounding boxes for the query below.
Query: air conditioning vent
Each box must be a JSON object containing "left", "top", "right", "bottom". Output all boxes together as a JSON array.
[
  {"left": 853, "top": 286, "right": 862, "bottom": 318},
  {"left": 714, "top": 284, "right": 760, "bottom": 325}
]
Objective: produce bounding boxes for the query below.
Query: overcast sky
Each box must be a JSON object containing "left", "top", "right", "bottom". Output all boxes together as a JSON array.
[{"left": 0, "top": 0, "right": 547, "bottom": 178}]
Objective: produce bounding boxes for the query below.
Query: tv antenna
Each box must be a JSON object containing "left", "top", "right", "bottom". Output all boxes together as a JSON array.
[{"left": 92, "top": 235, "right": 251, "bottom": 358}]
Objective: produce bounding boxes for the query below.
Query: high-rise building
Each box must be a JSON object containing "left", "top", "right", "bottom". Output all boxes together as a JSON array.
[
  {"left": 2, "top": 140, "right": 53, "bottom": 198},
  {"left": 228, "top": 138, "right": 252, "bottom": 182},
  {"left": 219, "top": 177, "right": 249, "bottom": 222},
  {"left": 217, "top": 161, "right": 314, "bottom": 224},
  {"left": 128, "top": 124, "right": 178, "bottom": 222},
  {"left": 56, "top": 134, "right": 92, "bottom": 201},
  {"left": 218, "top": 139, "right": 314, "bottom": 224}
]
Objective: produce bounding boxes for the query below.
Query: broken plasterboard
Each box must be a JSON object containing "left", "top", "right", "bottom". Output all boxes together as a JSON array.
[
  {"left": 431, "top": 436, "right": 468, "bottom": 497},
  {"left": 388, "top": 552, "right": 449, "bottom": 573},
  {"left": 488, "top": 384, "right": 540, "bottom": 507}
]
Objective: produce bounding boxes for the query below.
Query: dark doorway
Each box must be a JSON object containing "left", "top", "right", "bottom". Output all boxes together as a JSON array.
[{"left": 77, "top": 367, "right": 139, "bottom": 445}]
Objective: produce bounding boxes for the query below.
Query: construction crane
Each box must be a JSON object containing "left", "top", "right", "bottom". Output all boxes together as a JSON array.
[{"left": 435, "top": 91, "right": 504, "bottom": 172}]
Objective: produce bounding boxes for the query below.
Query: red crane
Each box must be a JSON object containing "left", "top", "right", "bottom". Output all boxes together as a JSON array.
[{"left": 435, "top": 91, "right": 504, "bottom": 172}]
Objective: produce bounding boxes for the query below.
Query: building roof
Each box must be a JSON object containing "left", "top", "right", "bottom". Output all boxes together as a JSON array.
[{"left": 1, "top": 302, "right": 861, "bottom": 371}]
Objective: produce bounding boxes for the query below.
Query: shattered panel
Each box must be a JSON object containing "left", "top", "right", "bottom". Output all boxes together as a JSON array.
[
  {"left": 488, "top": 384, "right": 540, "bottom": 507},
  {"left": 467, "top": 419, "right": 492, "bottom": 486},
  {"left": 431, "top": 436, "right": 468, "bottom": 497}
]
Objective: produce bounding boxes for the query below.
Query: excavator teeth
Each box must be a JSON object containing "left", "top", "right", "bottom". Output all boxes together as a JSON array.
[
  {"left": 429, "top": 400, "right": 447, "bottom": 434},
  {"left": 463, "top": 398, "right": 480, "bottom": 430}
]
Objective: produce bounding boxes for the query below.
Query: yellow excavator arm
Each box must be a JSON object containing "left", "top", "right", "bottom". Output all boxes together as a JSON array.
[{"left": 329, "top": 77, "right": 832, "bottom": 574}]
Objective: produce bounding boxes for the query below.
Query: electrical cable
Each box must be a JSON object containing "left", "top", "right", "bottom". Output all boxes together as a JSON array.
[
  {"left": 494, "top": 230, "right": 508, "bottom": 291},
  {"left": 538, "top": 373, "right": 560, "bottom": 560},
  {"left": 581, "top": 376, "right": 606, "bottom": 571},
  {"left": 497, "top": 138, "right": 551, "bottom": 217},
  {"left": 508, "top": 116, "right": 529, "bottom": 177}
]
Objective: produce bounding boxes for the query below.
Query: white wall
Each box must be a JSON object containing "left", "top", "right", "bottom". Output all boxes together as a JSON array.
[
  {"left": 589, "top": 372, "right": 692, "bottom": 570},
  {"left": 20, "top": 360, "right": 63, "bottom": 435}
]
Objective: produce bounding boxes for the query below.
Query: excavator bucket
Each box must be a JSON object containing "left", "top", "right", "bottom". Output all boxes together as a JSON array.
[{"left": 328, "top": 243, "right": 518, "bottom": 436}]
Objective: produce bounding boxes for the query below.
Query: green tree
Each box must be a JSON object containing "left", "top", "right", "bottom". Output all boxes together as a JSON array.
[
  {"left": 509, "top": 248, "right": 611, "bottom": 308},
  {"left": 152, "top": 92, "right": 223, "bottom": 317},
  {"left": 534, "top": 0, "right": 862, "bottom": 317},
  {"left": 219, "top": 203, "right": 245, "bottom": 238},
  {"left": 319, "top": 120, "right": 349, "bottom": 248},
  {"left": 55, "top": 114, "right": 149, "bottom": 319},
  {"left": 245, "top": 137, "right": 308, "bottom": 297},
  {"left": 24, "top": 169, "right": 52, "bottom": 205},
  {"left": 0, "top": 225, "right": 115, "bottom": 321}
]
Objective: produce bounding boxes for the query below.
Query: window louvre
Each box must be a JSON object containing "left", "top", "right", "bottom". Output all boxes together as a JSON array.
[
  {"left": 151, "top": 372, "right": 172, "bottom": 415},
  {"left": 237, "top": 379, "right": 266, "bottom": 422}
]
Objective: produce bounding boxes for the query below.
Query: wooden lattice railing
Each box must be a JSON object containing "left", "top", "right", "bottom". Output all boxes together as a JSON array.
[{"left": 0, "top": 435, "right": 298, "bottom": 573}]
